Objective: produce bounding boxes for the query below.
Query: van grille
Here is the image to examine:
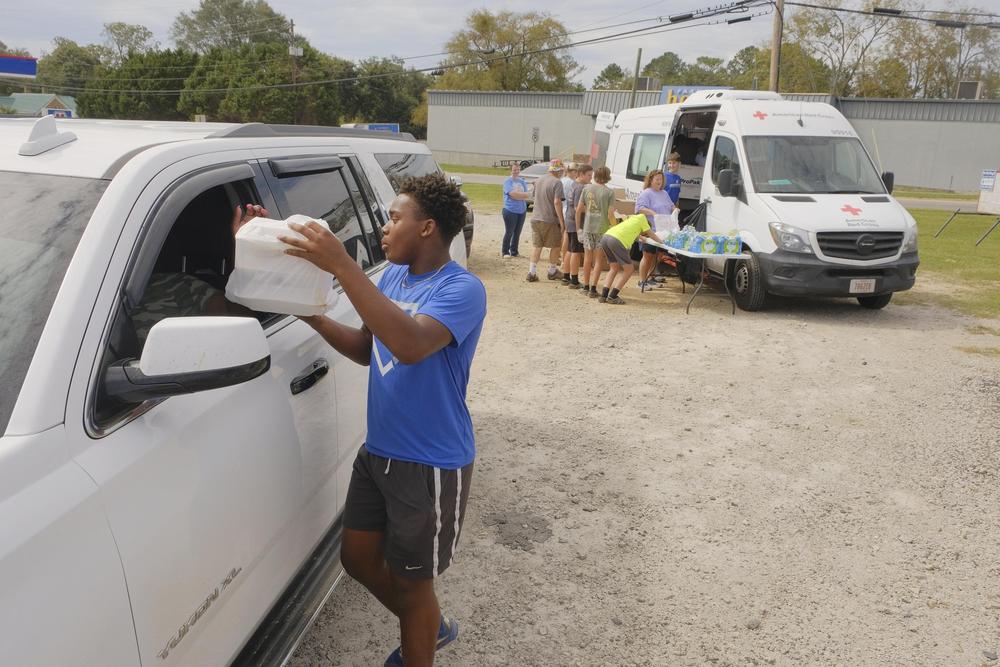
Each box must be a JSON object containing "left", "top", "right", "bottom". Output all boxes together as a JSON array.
[{"left": 815, "top": 231, "right": 903, "bottom": 260}]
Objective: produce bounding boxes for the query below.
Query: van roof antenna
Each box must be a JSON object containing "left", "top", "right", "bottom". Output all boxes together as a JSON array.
[{"left": 797, "top": 101, "right": 804, "bottom": 127}]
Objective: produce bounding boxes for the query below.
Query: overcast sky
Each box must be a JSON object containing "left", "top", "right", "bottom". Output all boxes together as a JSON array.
[{"left": 2, "top": 0, "right": 961, "bottom": 87}]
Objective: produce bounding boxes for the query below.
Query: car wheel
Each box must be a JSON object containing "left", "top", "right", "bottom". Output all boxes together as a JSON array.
[
  {"left": 857, "top": 293, "right": 892, "bottom": 309},
  {"left": 519, "top": 160, "right": 533, "bottom": 170},
  {"left": 728, "top": 251, "right": 766, "bottom": 311}
]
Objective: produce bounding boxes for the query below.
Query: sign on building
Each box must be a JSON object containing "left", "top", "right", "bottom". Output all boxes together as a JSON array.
[
  {"left": 0, "top": 54, "right": 37, "bottom": 79},
  {"left": 659, "top": 85, "right": 733, "bottom": 104}
]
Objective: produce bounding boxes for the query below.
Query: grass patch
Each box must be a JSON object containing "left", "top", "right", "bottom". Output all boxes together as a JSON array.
[
  {"left": 906, "top": 208, "right": 1000, "bottom": 318},
  {"left": 966, "top": 324, "right": 1000, "bottom": 336},
  {"left": 441, "top": 163, "right": 508, "bottom": 176},
  {"left": 895, "top": 185, "right": 978, "bottom": 201},
  {"left": 463, "top": 183, "right": 503, "bottom": 214},
  {"left": 956, "top": 346, "right": 1000, "bottom": 358}
]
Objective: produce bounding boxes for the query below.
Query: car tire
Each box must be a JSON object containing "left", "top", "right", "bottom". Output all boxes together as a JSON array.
[
  {"left": 519, "top": 160, "right": 533, "bottom": 170},
  {"left": 857, "top": 293, "right": 892, "bottom": 309},
  {"left": 729, "top": 251, "right": 766, "bottom": 312}
]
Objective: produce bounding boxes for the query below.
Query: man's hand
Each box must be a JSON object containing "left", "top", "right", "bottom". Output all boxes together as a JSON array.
[
  {"left": 280, "top": 219, "right": 351, "bottom": 276},
  {"left": 232, "top": 204, "right": 268, "bottom": 236}
]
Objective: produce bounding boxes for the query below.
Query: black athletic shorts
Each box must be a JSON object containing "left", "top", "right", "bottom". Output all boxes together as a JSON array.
[
  {"left": 344, "top": 444, "right": 473, "bottom": 579},
  {"left": 566, "top": 231, "right": 584, "bottom": 254}
]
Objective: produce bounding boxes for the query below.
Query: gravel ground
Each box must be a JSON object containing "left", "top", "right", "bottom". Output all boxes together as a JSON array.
[{"left": 289, "top": 214, "right": 1000, "bottom": 666}]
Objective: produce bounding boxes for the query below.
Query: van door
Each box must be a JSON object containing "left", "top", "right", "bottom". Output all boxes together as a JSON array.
[
  {"left": 262, "top": 153, "right": 387, "bottom": 521},
  {"left": 703, "top": 133, "right": 749, "bottom": 272},
  {"left": 69, "top": 158, "right": 311, "bottom": 665}
]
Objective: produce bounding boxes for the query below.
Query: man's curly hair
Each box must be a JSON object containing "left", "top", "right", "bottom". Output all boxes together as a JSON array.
[{"left": 399, "top": 173, "right": 468, "bottom": 241}]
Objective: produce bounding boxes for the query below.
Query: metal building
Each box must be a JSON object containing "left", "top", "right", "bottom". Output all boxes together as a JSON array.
[{"left": 427, "top": 90, "right": 1000, "bottom": 191}]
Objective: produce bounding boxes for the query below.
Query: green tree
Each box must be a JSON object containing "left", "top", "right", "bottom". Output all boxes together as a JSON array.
[
  {"left": 787, "top": 0, "right": 901, "bottom": 95},
  {"left": 170, "top": 0, "right": 291, "bottom": 53},
  {"left": 36, "top": 37, "right": 108, "bottom": 94},
  {"left": 103, "top": 23, "right": 158, "bottom": 66},
  {"left": 856, "top": 56, "right": 912, "bottom": 97},
  {"left": 682, "top": 56, "right": 727, "bottom": 85},
  {"left": 349, "top": 57, "right": 430, "bottom": 137},
  {"left": 592, "top": 63, "right": 632, "bottom": 90},
  {"left": 79, "top": 50, "right": 198, "bottom": 120},
  {"left": 179, "top": 42, "right": 355, "bottom": 125},
  {"left": 434, "top": 9, "right": 582, "bottom": 91},
  {"left": 642, "top": 51, "right": 686, "bottom": 83}
]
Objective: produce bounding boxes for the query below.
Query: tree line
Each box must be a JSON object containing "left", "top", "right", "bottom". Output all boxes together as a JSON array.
[{"left": 2, "top": 0, "right": 997, "bottom": 131}]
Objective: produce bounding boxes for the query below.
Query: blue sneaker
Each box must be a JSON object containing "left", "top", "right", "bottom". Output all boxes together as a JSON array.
[{"left": 384, "top": 616, "right": 459, "bottom": 666}]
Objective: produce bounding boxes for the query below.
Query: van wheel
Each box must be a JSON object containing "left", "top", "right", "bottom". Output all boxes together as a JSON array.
[
  {"left": 729, "top": 252, "right": 767, "bottom": 311},
  {"left": 857, "top": 293, "right": 892, "bottom": 309}
]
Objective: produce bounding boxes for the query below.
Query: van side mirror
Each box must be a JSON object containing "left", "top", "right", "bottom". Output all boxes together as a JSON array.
[
  {"left": 105, "top": 317, "right": 270, "bottom": 402},
  {"left": 717, "top": 169, "right": 738, "bottom": 197},
  {"left": 881, "top": 171, "right": 894, "bottom": 194}
]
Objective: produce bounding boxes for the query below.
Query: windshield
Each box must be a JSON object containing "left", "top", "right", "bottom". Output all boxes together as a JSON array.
[
  {"left": 0, "top": 171, "right": 108, "bottom": 435},
  {"left": 743, "top": 136, "right": 886, "bottom": 195}
]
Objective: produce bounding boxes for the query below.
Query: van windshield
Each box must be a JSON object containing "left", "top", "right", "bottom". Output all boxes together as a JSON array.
[
  {"left": 0, "top": 171, "right": 108, "bottom": 435},
  {"left": 743, "top": 136, "right": 886, "bottom": 195}
]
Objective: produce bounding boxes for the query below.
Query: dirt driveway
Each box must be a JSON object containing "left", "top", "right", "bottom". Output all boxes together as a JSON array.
[{"left": 290, "top": 214, "right": 1000, "bottom": 666}]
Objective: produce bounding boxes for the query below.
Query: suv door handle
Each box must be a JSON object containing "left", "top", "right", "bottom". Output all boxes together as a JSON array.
[{"left": 290, "top": 359, "right": 329, "bottom": 395}]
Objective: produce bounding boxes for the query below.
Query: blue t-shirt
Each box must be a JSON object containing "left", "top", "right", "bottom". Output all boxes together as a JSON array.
[
  {"left": 665, "top": 172, "right": 682, "bottom": 205},
  {"left": 365, "top": 261, "right": 487, "bottom": 469},
  {"left": 503, "top": 176, "right": 529, "bottom": 214}
]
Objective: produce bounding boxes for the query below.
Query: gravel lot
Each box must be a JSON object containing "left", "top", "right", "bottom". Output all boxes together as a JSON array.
[{"left": 290, "top": 214, "right": 1000, "bottom": 666}]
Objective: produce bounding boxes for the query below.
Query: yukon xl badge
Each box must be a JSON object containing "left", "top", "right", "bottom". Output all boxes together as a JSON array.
[{"left": 158, "top": 566, "right": 242, "bottom": 660}]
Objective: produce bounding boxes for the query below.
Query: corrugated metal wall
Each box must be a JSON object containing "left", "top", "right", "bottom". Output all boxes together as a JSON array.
[
  {"left": 581, "top": 90, "right": 662, "bottom": 116},
  {"left": 427, "top": 90, "right": 583, "bottom": 110},
  {"left": 427, "top": 90, "right": 1000, "bottom": 188}
]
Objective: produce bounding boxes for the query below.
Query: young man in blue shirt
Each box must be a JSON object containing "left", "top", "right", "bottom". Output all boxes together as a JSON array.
[
  {"left": 665, "top": 151, "right": 683, "bottom": 207},
  {"left": 281, "top": 173, "right": 487, "bottom": 667}
]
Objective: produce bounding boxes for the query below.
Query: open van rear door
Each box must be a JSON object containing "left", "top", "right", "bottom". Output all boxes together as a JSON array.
[{"left": 590, "top": 111, "right": 615, "bottom": 168}]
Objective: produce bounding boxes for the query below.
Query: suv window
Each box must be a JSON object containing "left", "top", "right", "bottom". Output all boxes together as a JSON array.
[
  {"left": 1, "top": 172, "right": 109, "bottom": 434},
  {"left": 269, "top": 166, "right": 375, "bottom": 271},
  {"left": 627, "top": 134, "right": 665, "bottom": 182},
  {"left": 375, "top": 153, "right": 440, "bottom": 192},
  {"left": 711, "top": 136, "right": 741, "bottom": 184}
]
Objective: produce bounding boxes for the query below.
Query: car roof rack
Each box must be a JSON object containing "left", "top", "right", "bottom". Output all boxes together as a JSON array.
[{"left": 210, "top": 123, "right": 416, "bottom": 142}]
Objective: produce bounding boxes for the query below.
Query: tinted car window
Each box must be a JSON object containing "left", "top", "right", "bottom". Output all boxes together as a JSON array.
[
  {"left": 0, "top": 172, "right": 108, "bottom": 434},
  {"left": 272, "top": 169, "right": 374, "bottom": 270},
  {"left": 711, "top": 136, "right": 741, "bottom": 184},
  {"left": 375, "top": 153, "right": 440, "bottom": 192}
]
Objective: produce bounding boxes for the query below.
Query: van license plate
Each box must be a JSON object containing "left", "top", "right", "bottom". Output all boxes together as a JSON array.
[{"left": 849, "top": 279, "right": 876, "bottom": 294}]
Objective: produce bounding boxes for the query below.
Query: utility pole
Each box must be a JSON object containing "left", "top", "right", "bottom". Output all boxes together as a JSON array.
[
  {"left": 629, "top": 48, "right": 643, "bottom": 108},
  {"left": 288, "top": 20, "right": 303, "bottom": 124},
  {"left": 769, "top": 0, "right": 784, "bottom": 92}
]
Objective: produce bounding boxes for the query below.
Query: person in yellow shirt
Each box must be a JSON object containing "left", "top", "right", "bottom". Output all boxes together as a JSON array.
[{"left": 598, "top": 214, "right": 663, "bottom": 304}]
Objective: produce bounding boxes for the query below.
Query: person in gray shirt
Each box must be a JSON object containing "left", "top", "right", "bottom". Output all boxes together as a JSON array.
[
  {"left": 559, "top": 164, "right": 592, "bottom": 288},
  {"left": 526, "top": 159, "right": 565, "bottom": 282}
]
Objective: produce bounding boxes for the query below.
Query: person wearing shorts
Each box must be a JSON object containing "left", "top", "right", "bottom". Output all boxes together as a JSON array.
[
  {"left": 634, "top": 169, "right": 675, "bottom": 289},
  {"left": 598, "top": 213, "right": 663, "bottom": 304},
  {"left": 578, "top": 166, "right": 617, "bottom": 298},
  {"left": 560, "top": 163, "right": 591, "bottom": 288},
  {"left": 527, "top": 159, "right": 566, "bottom": 282},
  {"left": 282, "top": 173, "right": 487, "bottom": 667}
]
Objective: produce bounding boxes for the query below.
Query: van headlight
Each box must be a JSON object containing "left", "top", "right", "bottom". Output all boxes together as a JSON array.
[
  {"left": 902, "top": 227, "right": 918, "bottom": 253},
  {"left": 769, "top": 222, "right": 813, "bottom": 254}
]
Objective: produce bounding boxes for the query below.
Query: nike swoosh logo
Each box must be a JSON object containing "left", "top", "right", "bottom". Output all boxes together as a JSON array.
[{"left": 404, "top": 565, "right": 422, "bottom": 571}]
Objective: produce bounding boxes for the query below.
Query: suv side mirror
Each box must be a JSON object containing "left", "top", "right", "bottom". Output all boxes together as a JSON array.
[
  {"left": 881, "top": 171, "right": 894, "bottom": 194},
  {"left": 717, "top": 169, "right": 738, "bottom": 197},
  {"left": 105, "top": 317, "right": 270, "bottom": 403}
]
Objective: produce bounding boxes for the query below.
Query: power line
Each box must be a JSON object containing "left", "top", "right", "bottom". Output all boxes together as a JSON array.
[
  {"left": 783, "top": 1, "right": 1000, "bottom": 28},
  {"left": 0, "top": 7, "right": 767, "bottom": 96}
]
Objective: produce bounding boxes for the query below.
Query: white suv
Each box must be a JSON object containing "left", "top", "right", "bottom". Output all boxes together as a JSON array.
[{"left": 0, "top": 117, "right": 468, "bottom": 666}]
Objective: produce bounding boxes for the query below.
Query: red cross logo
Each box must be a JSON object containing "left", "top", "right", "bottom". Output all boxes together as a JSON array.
[
  {"left": 841, "top": 204, "right": 862, "bottom": 216},
  {"left": 753, "top": 111, "right": 767, "bottom": 120}
]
